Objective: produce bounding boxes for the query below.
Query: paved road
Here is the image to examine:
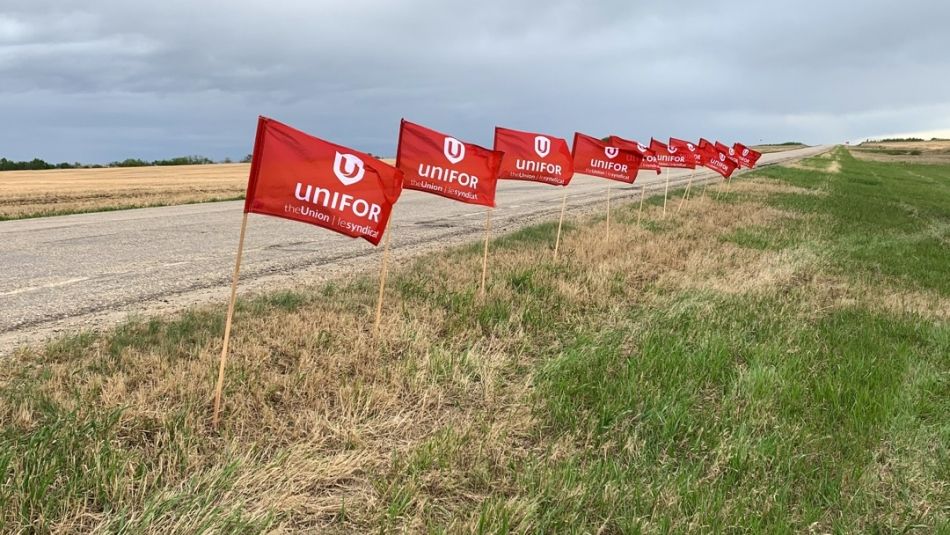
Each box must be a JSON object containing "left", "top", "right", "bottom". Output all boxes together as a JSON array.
[{"left": 0, "top": 145, "right": 830, "bottom": 351}]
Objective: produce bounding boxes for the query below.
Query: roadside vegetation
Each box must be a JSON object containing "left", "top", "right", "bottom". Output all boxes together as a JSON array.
[{"left": 1, "top": 148, "right": 947, "bottom": 532}]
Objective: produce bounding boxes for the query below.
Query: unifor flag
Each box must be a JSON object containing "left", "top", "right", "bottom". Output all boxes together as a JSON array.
[
  {"left": 733, "top": 143, "right": 762, "bottom": 168},
  {"left": 608, "top": 135, "right": 661, "bottom": 175},
  {"left": 650, "top": 138, "right": 695, "bottom": 169},
  {"left": 243, "top": 116, "right": 403, "bottom": 246},
  {"left": 397, "top": 119, "right": 503, "bottom": 207},
  {"left": 670, "top": 137, "right": 703, "bottom": 167},
  {"left": 714, "top": 140, "right": 732, "bottom": 156},
  {"left": 698, "top": 138, "right": 719, "bottom": 162},
  {"left": 572, "top": 132, "right": 643, "bottom": 183},
  {"left": 493, "top": 126, "right": 574, "bottom": 186},
  {"left": 715, "top": 141, "right": 742, "bottom": 166},
  {"left": 699, "top": 139, "right": 739, "bottom": 179}
]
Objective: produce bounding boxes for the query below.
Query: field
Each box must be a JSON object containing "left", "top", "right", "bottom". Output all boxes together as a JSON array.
[
  {"left": 1, "top": 148, "right": 948, "bottom": 532},
  {"left": 850, "top": 140, "right": 950, "bottom": 164},
  {"left": 750, "top": 143, "right": 808, "bottom": 153},
  {"left": 0, "top": 164, "right": 249, "bottom": 220}
]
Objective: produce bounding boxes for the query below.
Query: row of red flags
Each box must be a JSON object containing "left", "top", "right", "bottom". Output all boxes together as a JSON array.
[{"left": 244, "top": 117, "right": 762, "bottom": 245}]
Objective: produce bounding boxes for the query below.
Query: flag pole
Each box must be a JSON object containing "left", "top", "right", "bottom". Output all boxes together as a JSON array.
[
  {"left": 677, "top": 169, "right": 695, "bottom": 214},
  {"left": 553, "top": 189, "right": 567, "bottom": 260},
  {"left": 212, "top": 211, "right": 249, "bottom": 429},
  {"left": 480, "top": 208, "right": 492, "bottom": 297},
  {"left": 605, "top": 184, "right": 611, "bottom": 241},
  {"left": 373, "top": 227, "right": 393, "bottom": 332},
  {"left": 662, "top": 168, "right": 670, "bottom": 218},
  {"left": 637, "top": 183, "right": 646, "bottom": 226}
]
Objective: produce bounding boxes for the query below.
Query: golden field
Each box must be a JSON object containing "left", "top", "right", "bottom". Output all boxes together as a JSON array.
[
  {"left": 751, "top": 143, "right": 808, "bottom": 153},
  {"left": 0, "top": 163, "right": 250, "bottom": 220}
]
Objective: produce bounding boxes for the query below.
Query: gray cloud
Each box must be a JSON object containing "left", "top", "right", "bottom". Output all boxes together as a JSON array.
[{"left": 2, "top": 0, "right": 949, "bottom": 162}]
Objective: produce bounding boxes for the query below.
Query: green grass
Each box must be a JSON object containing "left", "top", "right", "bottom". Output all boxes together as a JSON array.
[
  {"left": 1, "top": 148, "right": 948, "bottom": 532},
  {"left": 756, "top": 147, "right": 950, "bottom": 295},
  {"left": 514, "top": 293, "right": 948, "bottom": 532},
  {"left": 722, "top": 224, "right": 803, "bottom": 251}
]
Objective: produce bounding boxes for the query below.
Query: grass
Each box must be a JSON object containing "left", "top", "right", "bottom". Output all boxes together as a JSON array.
[
  {"left": 851, "top": 140, "right": 950, "bottom": 165},
  {"left": 1, "top": 148, "right": 948, "bottom": 532},
  {"left": 759, "top": 148, "right": 950, "bottom": 295}
]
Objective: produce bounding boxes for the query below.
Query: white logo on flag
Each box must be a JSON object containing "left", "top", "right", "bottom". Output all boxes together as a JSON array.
[
  {"left": 534, "top": 136, "right": 551, "bottom": 158},
  {"left": 333, "top": 152, "right": 365, "bottom": 186},
  {"left": 604, "top": 147, "right": 619, "bottom": 159},
  {"left": 687, "top": 143, "right": 695, "bottom": 151},
  {"left": 669, "top": 146, "right": 678, "bottom": 154},
  {"left": 728, "top": 147, "right": 736, "bottom": 156},
  {"left": 443, "top": 137, "right": 465, "bottom": 164},
  {"left": 637, "top": 143, "right": 648, "bottom": 153},
  {"left": 742, "top": 148, "right": 749, "bottom": 156},
  {"left": 719, "top": 153, "right": 726, "bottom": 162}
]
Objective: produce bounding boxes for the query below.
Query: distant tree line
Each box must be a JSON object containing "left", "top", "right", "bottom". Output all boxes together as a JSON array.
[
  {"left": 0, "top": 154, "right": 252, "bottom": 171},
  {"left": 864, "top": 137, "right": 949, "bottom": 143}
]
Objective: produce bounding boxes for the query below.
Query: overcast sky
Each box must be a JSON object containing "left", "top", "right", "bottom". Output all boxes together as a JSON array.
[{"left": 2, "top": 0, "right": 949, "bottom": 163}]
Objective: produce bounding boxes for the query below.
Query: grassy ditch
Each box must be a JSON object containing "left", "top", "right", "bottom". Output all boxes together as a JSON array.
[{"left": 1, "top": 148, "right": 948, "bottom": 532}]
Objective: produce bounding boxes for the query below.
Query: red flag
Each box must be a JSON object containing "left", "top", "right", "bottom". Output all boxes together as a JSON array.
[
  {"left": 493, "top": 126, "right": 574, "bottom": 186},
  {"left": 715, "top": 141, "right": 742, "bottom": 167},
  {"left": 608, "top": 136, "right": 661, "bottom": 175},
  {"left": 396, "top": 119, "right": 503, "bottom": 207},
  {"left": 243, "top": 117, "right": 402, "bottom": 246},
  {"left": 699, "top": 139, "right": 739, "bottom": 179},
  {"left": 715, "top": 141, "right": 732, "bottom": 156},
  {"left": 650, "top": 138, "right": 695, "bottom": 169},
  {"left": 572, "top": 132, "right": 643, "bottom": 184},
  {"left": 698, "top": 138, "right": 718, "bottom": 161},
  {"left": 669, "top": 137, "right": 703, "bottom": 167},
  {"left": 733, "top": 143, "right": 762, "bottom": 168}
]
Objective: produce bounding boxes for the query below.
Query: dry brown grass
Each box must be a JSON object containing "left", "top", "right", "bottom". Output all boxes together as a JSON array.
[
  {"left": 851, "top": 140, "right": 950, "bottom": 164},
  {"left": 860, "top": 140, "right": 950, "bottom": 152},
  {"left": 0, "top": 164, "right": 249, "bottom": 219},
  {"left": 2, "top": 174, "right": 945, "bottom": 532}
]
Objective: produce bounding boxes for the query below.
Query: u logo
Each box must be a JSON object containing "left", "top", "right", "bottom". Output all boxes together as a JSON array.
[
  {"left": 443, "top": 137, "right": 465, "bottom": 164},
  {"left": 333, "top": 152, "right": 365, "bottom": 186},
  {"left": 534, "top": 136, "right": 551, "bottom": 158}
]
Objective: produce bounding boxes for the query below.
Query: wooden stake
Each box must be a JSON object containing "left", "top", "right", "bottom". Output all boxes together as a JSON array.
[
  {"left": 677, "top": 170, "right": 695, "bottom": 214},
  {"left": 720, "top": 176, "right": 734, "bottom": 200},
  {"left": 605, "top": 185, "right": 611, "bottom": 242},
  {"left": 480, "top": 209, "right": 492, "bottom": 297},
  {"left": 212, "top": 211, "right": 249, "bottom": 429},
  {"left": 637, "top": 184, "right": 646, "bottom": 226},
  {"left": 373, "top": 228, "right": 393, "bottom": 332},
  {"left": 701, "top": 180, "right": 709, "bottom": 202},
  {"left": 662, "top": 169, "right": 670, "bottom": 218},
  {"left": 553, "top": 189, "right": 567, "bottom": 260}
]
